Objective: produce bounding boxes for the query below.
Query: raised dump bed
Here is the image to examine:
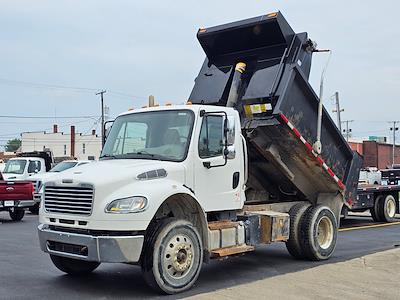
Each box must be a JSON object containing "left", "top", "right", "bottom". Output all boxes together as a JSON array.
[{"left": 189, "top": 12, "right": 362, "bottom": 205}]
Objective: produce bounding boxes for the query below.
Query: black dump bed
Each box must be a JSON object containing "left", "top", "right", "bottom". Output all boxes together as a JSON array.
[
  {"left": 190, "top": 12, "right": 362, "bottom": 205},
  {"left": 17, "top": 151, "right": 53, "bottom": 172}
]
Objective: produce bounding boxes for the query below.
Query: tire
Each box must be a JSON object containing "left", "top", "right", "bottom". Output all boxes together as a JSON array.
[
  {"left": 50, "top": 255, "right": 100, "bottom": 275},
  {"left": 300, "top": 205, "right": 338, "bottom": 261},
  {"left": 29, "top": 203, "right": 39, "bottom": 215},
  {"left": 141, "top": 218, "right": 203, "bottom": 294},
  {"left": 285, "top": 202, "right": 311, "bottom": 259},
  {"left": 370, "top": 195, "right": 383, "bottom": 222},
  {"left": 9, "top": 209, "right": 25, "bottom": 221},
  {"left": 379, "top": 195, "right": 397, "bottom": 223}
]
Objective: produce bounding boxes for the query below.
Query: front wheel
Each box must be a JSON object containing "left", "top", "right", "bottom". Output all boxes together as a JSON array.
[
  {"left": 141, "top": 219, "right": 203, "bottom": 294},
  {"left": 50, "top": 255, "right": 100, "bottom": 275},
  {"left": 300, "top": 205, "right": 338, "bottom": 261},
  {"left": 9, "top": 209, "right": 25, "bottom": 221}
]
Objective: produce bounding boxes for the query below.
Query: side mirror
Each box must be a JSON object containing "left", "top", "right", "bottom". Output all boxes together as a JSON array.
[
  {"left": 103, "top": 120, "right": 115, "bottom": 145},
  {"left": 225, "top": 145, "right": 236, "bottom": 159},
  {"left": 226, "top": 116, "right": 235, "bottom": 146}
]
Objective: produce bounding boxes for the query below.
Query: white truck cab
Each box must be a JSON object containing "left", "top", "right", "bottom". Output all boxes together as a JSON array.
[
  {"left": 3, "top": 157, "right": 47, "bottom": 180},
  {"left": 38, "top": 105, "right": 248, "bottom": 292}
]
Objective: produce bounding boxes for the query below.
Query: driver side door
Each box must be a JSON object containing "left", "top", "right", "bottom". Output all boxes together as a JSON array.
[{"left": 193, "top": 113, "right": 242, "bottom": 212}]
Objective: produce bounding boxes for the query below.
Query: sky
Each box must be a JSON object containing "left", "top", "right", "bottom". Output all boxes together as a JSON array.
[{"left": 0, "top": 0, "right": 399, "bottom": 150}]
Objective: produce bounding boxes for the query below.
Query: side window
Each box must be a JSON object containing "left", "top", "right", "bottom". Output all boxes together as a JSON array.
[
  {"left": 198, "top": 115, "right": 224, "bottom": 158},
  {"left": 28, "top": 161, "right": 41, "bottom": 173}
]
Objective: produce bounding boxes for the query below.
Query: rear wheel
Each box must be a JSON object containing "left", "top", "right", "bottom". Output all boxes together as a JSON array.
[
  {"left": 9, "top": 209, "right": 25, "bottom": 221},
  {"left": 300, "top": 205, "right": 338, "bottom": 261},
  {"left": 379, "top": 195, "right": 397, "bottom": 222},
  {"left": 50, "top": 255, "right": 100, "bottom": 275},
  {"left": 285, "top": 202, "right": 311, "bottom": 259},
  {"left": 141, "top": 219, "right": 203, "bottom": 294},
  {"left": 370, "top": 196, "right": 383, "bottom": 222}
]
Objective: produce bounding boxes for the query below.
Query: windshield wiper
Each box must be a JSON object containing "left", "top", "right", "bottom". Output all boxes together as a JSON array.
[
  {"left": 99, "top": 154, "right": 117, "bottom": 160},
  {"left": 124, "top": 152, "right": 163, "bottom": 160}
]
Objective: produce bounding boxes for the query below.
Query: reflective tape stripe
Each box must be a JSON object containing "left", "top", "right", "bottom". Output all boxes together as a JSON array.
[{"left": 278, "top": 113, "right": 345, "bottom": 191}]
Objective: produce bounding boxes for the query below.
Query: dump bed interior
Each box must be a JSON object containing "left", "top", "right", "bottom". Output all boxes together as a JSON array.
[{"left": 189, "top": 12, "right": 362, "bottom": 204}]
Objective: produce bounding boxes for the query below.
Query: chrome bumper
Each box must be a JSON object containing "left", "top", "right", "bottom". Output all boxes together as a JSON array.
[
  {"left": 17, "top": 200, "right": 35, "bottom": 208},
  {"left": 37, "top": 224, "right": 144, "bottom": 263}
]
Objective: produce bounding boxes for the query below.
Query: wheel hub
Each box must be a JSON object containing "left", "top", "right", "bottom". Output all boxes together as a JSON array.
[
  {"left": 387, "top": 199, "right": 396, "bottom": 218},
  {"left": 164, "top": 234, "right": 193, "bottom": 278},
  {"left": 317, "top": 216, "right": 334, "bottom": 250}
]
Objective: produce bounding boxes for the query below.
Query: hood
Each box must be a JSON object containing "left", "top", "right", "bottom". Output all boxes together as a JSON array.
[
  {"left": 2, "top": 173, "right": 26, "bottom": 181},
  {"left": 42, "top": 159, "right": 186, "bottom": 187},
  {"left": 29, "top": 172, "right": 58, "bottom": 182}
]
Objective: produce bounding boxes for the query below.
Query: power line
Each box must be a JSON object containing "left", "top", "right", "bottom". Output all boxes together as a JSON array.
[
  {"left": 341, "top": 120, "right": 354, "bottom": 142},
  {"left": 331, "top": 92, "right": 344, "bottom": 132},
  {"left": 0, "top": 77, "right": 147, "bottom": 99},
  {"left": 96, "top": 90, "right": 107, "bottom": 148},
  {"left": 0, "top": 115, "right": 99, "bottom": 119}
]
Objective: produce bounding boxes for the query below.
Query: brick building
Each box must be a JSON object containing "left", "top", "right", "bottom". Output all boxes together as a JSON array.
[{"left": 348, "top": 140, "right": 400, "bottom": 169}]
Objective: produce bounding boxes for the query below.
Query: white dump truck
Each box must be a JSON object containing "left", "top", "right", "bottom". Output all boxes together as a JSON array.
[{"left": 37, "top": 12, "right": 362, "bottom": 294}]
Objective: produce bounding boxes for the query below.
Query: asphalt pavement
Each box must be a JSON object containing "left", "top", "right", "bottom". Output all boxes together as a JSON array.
[{"left": 0, "top": 213, "right": 399, "bottom": 299}]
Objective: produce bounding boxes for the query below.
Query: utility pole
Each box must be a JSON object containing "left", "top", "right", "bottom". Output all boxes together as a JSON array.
[
  {"left": 96, "top": 90, "right": 107, "bottom": 148},
  {"left": 341, "top": 120, "right": 354, "bottom": 142},
  {"left": 390, "top": 121, "right": 399, "bottom": 166},
  {"left": 332, "top": 92, "right": 344, "bottom": 132}
]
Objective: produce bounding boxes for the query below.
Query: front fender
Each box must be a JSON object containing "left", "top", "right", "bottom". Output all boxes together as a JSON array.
[{"left": 96, "top": 178, "right": 203, "bottom": 230}]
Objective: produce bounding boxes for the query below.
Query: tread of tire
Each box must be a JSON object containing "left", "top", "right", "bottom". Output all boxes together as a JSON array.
[
  {"left": 300, "top": 205, "right": 337, "bottom": 261},
  {"left": 286, "top": 203, "right": 310, "bottom": 259},
  {"left": 371, "top": 196, "right": 383, "bottom": 222}
]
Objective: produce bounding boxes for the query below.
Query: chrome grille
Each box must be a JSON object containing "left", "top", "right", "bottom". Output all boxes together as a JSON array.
[{"left": 44, "top": 185, "right": 94, "bottom": 215}]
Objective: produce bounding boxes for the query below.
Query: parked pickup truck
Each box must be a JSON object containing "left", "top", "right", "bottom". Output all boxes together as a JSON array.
[
  {"left": 37, "top": 12, "right": 361, "bottom": 294},
  {"left": 0, "top": 171, "right": 34, "bottom": 221}
]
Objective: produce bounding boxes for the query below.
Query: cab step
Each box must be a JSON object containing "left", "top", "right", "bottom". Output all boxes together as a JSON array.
[{"left": 211, "top": 244, "right": 255, "bottom": 257}]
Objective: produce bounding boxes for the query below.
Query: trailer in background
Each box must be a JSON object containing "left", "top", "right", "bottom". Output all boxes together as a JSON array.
[{"left": 346, "top": 184, "right": 399, "bottom": 222}]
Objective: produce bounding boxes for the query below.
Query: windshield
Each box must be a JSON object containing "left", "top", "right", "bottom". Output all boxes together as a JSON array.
[
  {"left": 101, "top": 110, "right": 194, "bottom": 162},
  {"left": 50, "top": 161, "right": 78, "bottom": 172},
  {"left": 3, "top": 160, "right": 27, "bottom": 174}
]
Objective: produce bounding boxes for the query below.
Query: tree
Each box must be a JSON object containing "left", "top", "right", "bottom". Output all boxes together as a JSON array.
[{"left": 5, "top": 138, "right": 21, "bottom": 152}]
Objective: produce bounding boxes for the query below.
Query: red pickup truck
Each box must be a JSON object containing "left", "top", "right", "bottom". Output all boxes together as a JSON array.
[{"left": 0, "top": 171, "right": 34, "bottom": 221}]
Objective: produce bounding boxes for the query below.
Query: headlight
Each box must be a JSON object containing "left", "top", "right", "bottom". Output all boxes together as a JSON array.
[{"left": 105, "top": 196, "right": 148, "bottom": 214}]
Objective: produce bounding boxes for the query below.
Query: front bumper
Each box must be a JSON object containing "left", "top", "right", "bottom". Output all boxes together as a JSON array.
[
  {"left": 37, "top": 224, "right": 144, "bottom": 263},
  {"left": 17, "top": 200, "right": 35, "bottom": 208}
]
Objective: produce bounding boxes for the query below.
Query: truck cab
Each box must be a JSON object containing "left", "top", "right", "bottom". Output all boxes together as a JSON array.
[
  {"left": 38, "top": 104, "right": 243, "bottom": 231},
  {"left": 2, "top": 157, "right": 46, "bottom": 180}
]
